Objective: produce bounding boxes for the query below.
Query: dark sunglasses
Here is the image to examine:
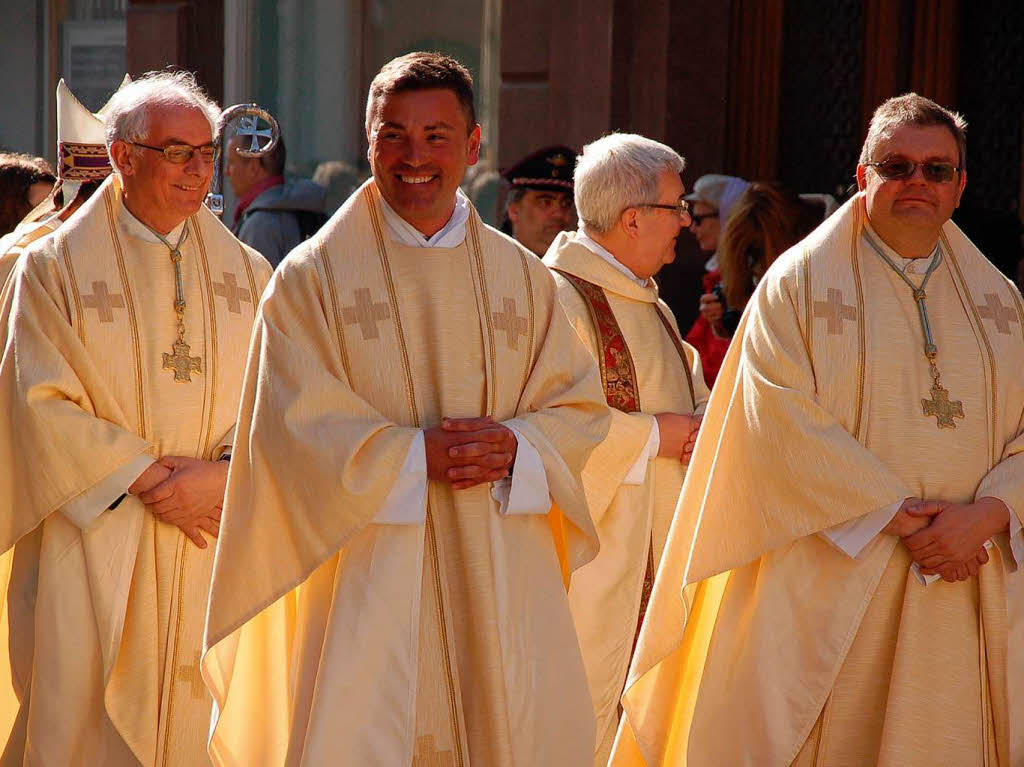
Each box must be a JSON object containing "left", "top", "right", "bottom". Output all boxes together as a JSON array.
[
  {"left": 690, "top": 210, "right": 718, "bottom": 226},
  {"left": 865, "top": 158, "right": 961, "bottom": 184},
  {"left": 132, "top": 142, "right": 218, "bottom": 164}
]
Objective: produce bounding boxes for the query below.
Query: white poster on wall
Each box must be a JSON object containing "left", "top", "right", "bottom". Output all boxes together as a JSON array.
[{"left": 62, "top": 20, "right": 127, "bottom": 112}]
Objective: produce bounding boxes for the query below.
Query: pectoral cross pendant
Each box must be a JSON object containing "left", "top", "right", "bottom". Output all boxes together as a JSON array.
[
  {"left": 922, "top": 383, "right": 964, "bottom": 429},
  {"left": 163, "top": 339, "right": 202, "bottom": 382}
]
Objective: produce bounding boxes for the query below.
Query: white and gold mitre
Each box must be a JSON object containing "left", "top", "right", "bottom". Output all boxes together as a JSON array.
[{"left": 56, "top": 75, "right": 130, "bottom": 183}]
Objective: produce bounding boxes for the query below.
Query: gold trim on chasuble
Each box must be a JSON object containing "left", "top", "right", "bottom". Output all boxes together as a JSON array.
[
  {"left": 189, "top": 220, "right": 220, "bottom": 460},
  {"left": 850, "top": 203, "right": 868, "bottom": 441},
  {"left": 941, "top": 235, "right": 1000, "bottom": 468},
  {"left": 361, "top": 184, "right": 466, "bottom": 767},
  {"left": 551, "top": 270, "right": 642, "bottom": 412},
  {"left": 101, "top": 186, "right": 148, "bottom": 440},
  {"left": 801, "top": 213, "right": 868, "bottom": 443},
  {"left": 58, "top": 232, "right": 86, "bottom": 342}
]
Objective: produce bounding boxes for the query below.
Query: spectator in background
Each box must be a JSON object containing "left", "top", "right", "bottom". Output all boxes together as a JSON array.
[
  {"left": 312, "top": 159, "right": 365, "bottom": 215},
  {"left": 0, "top": 153, "right": 56, "bottom": 237},
  {"left": 501, "top": 145, "right": 577, "bottom": 256},
  {"left": 699, "top": 182, "right": 825, "bottom": 340},
  {"left": 683, "top": 173, "right": 749, "bottom": 386},
  {"left": 227, "top": 133, "right": 327, "bottom": 267}
]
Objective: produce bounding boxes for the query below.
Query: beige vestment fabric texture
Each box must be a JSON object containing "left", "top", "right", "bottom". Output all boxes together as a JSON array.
[
  {"left": 0, "top": 221, "right": 61, "bottom": 289},
  {"left": 202, "top": 181, "right": 610, "bottom": 767},
  {"left": 0, "top": 175, "right": 270, "bottom": 766},
  {"left": 609, "top": 194, "right": 1024, "bottom": 767},
  {"left": 544, "top": 233, "right": 709, "bottom": 765}
]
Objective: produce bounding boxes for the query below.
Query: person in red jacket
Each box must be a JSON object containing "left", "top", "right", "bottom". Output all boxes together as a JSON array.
[{"left": 683, "top": 174, "right": 749, "bottom": 386}]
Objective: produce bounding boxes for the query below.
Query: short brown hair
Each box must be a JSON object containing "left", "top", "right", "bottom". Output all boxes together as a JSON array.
[
  {"left": 365, "top": 52, "right": 477, "bottom": 135},
  {"left": 859, "top": 93, "right": 967, "bottom": 172}
]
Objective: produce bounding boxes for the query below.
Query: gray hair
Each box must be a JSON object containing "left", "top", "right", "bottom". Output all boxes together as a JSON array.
[
  {"left": 574, "top": 133, "right": 685, "bottom": 234},
  {"left": 104, "top": 70, "right": 221, "bottom": 167},
  {"left": 859, "top": 93, "right": 967, "bottom": 172}
]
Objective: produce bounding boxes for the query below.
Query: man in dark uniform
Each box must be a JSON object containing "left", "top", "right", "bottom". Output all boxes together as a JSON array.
[{"left": 501, "top": 145, "right": 577, "bottom": 256}]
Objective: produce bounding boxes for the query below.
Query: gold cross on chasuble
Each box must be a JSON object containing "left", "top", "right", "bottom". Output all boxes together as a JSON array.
[
  {"left": 213, "top": 271, "right": 252, "bottom": 314},
  {"left": 813, "top": 288, "right": 857, "bottom": 334},
  {"left": 922, "top": 384, "right": 964, "bottom": 428},
  {"left": 342, "top": 288, "right": 391, "bottom": 340},
  {"left": 179, "top": 650, "right": 207, "bottom": 700},
  {"left": 977, "top": 292, "right": 1019, "bottom": 334},
  {"left": 163, "top": 339, "right": 202, "bottom": 382},
  {"left": 492, "top": 296, "right": 528, "bottom": 351},
  {"left": 82, "top": 280, "right": 126, "bottom": 322},
  {"left": 412, "top": 735, "right": 455, "bottom": 767}
]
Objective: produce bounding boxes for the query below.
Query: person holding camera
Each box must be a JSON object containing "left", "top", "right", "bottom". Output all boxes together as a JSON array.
[
  {"left": 698, "top": 182, "right": 826, "bottom": 341},
  {"left": 682, "top": 174, "right": 749, "bottom": 386}
]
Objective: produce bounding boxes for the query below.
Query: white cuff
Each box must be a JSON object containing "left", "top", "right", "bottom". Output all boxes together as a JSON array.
[
  {"left": 1009, "top": 504, "right": 1023, "bottom": 569},
  {"left": 622, "top": 416, "right": 659, "bottom": 486},
  {"left": 490, "top": 424, "right": 550, "bottom": 516},
  {"left": 820, "top": 499, "right": 902, "bottom": 558},
  {"left": 372, "top": 431, "right": 427, "bottom": 525},
  {"left": 60, "top": 454, "right": 154, "bottom": 530}
]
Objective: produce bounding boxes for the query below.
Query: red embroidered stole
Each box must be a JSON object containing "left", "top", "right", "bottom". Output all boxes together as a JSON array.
[{"left": 553, "top": 270, "right": 695, "bottom": 412}]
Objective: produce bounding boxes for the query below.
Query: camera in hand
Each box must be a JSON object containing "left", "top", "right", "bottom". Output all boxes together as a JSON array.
[{"left": 711, "top": 284, "right": 743, "bottom": 337}]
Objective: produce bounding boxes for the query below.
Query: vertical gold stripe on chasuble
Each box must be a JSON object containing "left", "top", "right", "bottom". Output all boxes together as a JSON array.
[
  {"left": 941, "top": 237, "right": 999, "bottom": 470},
  {"left": 850, "top": 206, "right": 867, "bottom": 442},
  {"left": 191, "top": 220, "right": 219, "bottom": 459},
  {"left": 237, "top": 243, "right": 258, "bottom": 313},
  {"left": 513, "top": 246, "right": 536, "bottom": 400},
  {"left": 364, "top": 185, "right": 420, "bottom": 427},
  {"left": 58, "top": 233, "right": 85, "bottom": 343},
  {"left": 161, "top": 535, "right": 190, "bottom": 767},
  {"left": 317, "top": 238, "right": 353, "bottom": 382},
  {"left": 468, "top": 216, "right": 497, "bottom": 417},
  {"left": 102, "top": 187, "right": 147, "bottom": 440},
  {"left": 363, "top": 185, "right": 465, "bottom": 767},
  {"left": 654, "top": 308, "right": 696, "bottom": 408},
  {"left": 800, "top": 248, "right": 814, "bottom": 371}
]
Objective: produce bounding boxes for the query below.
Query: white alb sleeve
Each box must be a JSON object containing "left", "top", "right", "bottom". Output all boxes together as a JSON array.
[
  {"left": 622, "top": 416, "right": 659, "bottom": 486},
  {"left": 372, "top": 430, "right": 428, "bottom": 525},
  {"left": 60, "top": 454, "right": 155, "bottom": 529},
  {"left": 490, "top": 424, "right": 550, "bottom": 516}
]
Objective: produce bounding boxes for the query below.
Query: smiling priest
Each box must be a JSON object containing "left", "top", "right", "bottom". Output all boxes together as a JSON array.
[
  {"left": 202, "top": 52, "right": 610, "bottom": 767},
  {"left": 0, "top": 71, "right": 271, "bottom": 766},
  {"left": 610, "top": 94, "right": 1023, "bottom": 767}
]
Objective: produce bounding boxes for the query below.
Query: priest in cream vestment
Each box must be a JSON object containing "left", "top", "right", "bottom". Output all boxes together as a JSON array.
[
  {"left": 202, "top": 53, "right": 609, "bottom": 767},
  {"left": 610, "top": 95, "right": 1024, "bottom": 767},
  {"left": 0, "top": 73, "right": 271, "bottom": 766},
  {"left": 543, "top": 134, "right": 709, "bottom": 765}
]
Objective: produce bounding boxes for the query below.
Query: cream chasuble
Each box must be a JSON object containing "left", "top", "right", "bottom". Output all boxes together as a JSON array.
[
  {"left": 0, "top": 175, "right": 271, "bottom": 766},
  {"left": 202, "top": 180, "right": 609, "bottom": 767},
  {"left": 0, "top": 219, "right": 62, "bottom": 290},
  {"left": 544, "top": 232, "right": 708, "bottom": 765},
  {"left": 610, "top": 194, "right": 1024, "bottom": 767}
]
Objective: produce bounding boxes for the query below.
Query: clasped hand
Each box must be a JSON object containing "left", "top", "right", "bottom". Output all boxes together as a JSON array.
[
  {"left": 655, "top": 412, "right": 702, "bottom": 465},
  {"left": 425, "top": 416, "right": 518, "bottom": 491},
  {"left": 128, "top": 456, "right": 229, "bottom": 548},
  {"left": 884, "top": 497, "right": 1009, "bottom": 582}
]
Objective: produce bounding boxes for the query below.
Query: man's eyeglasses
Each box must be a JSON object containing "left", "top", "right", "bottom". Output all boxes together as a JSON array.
[
  {"left": 689, "top": 210, "right": 718, "bottom": 226},
  {"left": 865, "top": 158, "right": 961, "bottom": 184},
  {"left": 131, "top": 142, "right": 218, "bottom": 164},
  {"left": 639, "top": 199, "right": 692, "bottom": 220}
]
